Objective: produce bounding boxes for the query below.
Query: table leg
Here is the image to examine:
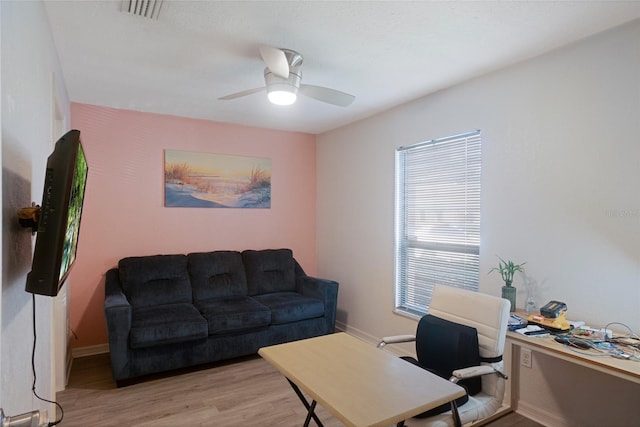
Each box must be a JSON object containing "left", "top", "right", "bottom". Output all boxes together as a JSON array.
[
  {"left": 303, "top": 400, "right": 318, "bottom": 427},
  {"left": 451, "top": 399, "right": 462, "bottom": 427},
  {"left": 396, "top": 421, "right": 405, "bottom": 427},
  {"left": 287, "top": 379, "right": 324, "bottom": 427}
]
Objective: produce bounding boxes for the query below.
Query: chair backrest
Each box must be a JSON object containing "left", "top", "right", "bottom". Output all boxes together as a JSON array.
[
  {"left": 428, "top": 285, "right": 510, "bottom": 361},
  {"left": 415, "top": 286, "right": 510, "bottom": 425},
  {"left": 415, "top": 314, "right": 482, "bottom": 396}
]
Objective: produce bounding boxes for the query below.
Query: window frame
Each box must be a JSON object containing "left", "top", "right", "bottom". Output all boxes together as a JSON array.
[{"left": 394, "top": 130, "right": 482, "bottom": 317}]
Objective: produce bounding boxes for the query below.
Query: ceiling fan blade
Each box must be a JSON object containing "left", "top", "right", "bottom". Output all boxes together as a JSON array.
[
  {"left": 299, "top": 84, "right": 355, "bottom": 107},
  {"left": 259, "top": 45, "right": 290, "bottom": 79},
  {"left": 218, "top": 87, "right": 264, "bottom": 101}
]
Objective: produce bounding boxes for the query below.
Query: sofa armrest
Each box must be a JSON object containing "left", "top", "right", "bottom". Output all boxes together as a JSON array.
[
  {"left": 104, "top": 268, "right": 132, "bottom": 381},
  {"left": 296, "top": 275, "right": 339, "bottom": 333},
  {"left": 105, "top": 270, "right": 130, "bottom": 310}
]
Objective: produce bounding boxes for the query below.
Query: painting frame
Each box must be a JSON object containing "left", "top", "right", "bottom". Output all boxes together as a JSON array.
[{"left": 164, "top": 149, "right": 271, "bottom": 209}]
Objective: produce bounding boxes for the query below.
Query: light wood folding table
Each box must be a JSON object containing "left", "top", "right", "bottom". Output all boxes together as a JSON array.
[{"left": 259, "top": 332, "right": 466, "bottom": 427}]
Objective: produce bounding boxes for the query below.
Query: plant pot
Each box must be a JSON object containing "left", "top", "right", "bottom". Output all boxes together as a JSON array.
[{"left": 502, "top": 286, "right": 516, "bottom": 312}]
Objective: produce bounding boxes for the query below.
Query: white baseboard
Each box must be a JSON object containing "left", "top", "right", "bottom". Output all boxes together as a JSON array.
[
  {"left": 71, "top": 326, "right": 405, "bottom": 360},
  {"left": 65, "top": 346, "right": 73, "bottom": 385},
  {"left": 335, "top": 320, "right": 379, "bottom": 344},
  {"left": 335, "top": 321, "right": 409, "bottom": 357},
  {"left": 70, "top": 327, "right": 374, "bottom": 358},
  {"left": 72, "top": 343, "right": 109, "bottom": 358},
  {"left": 516, "top": 400, "right": 566, "bottom": 427}
]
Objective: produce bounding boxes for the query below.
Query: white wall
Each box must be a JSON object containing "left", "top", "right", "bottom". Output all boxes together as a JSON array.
[
  {"left": 317, "top": 19, "right": 639, "bottom": 425},
  {"left": 1, "top": 0, "right": 69, "bottom": 418}
]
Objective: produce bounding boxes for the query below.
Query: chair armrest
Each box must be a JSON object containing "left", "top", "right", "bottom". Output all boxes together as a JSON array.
[
  {"left": 451, "top": 365, "right": 508, "bottom": 381},
  {"left": 377, "top": 334, "right": 416, "bottom": 349}
]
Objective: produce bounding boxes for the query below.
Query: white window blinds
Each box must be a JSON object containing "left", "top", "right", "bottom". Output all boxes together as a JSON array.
[{"left": 395, "top": 131, "right": 481, "bottom": 317}]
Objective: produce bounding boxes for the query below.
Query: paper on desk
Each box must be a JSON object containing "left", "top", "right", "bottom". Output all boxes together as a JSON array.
[{"left": 515, "top": 325, "right": 549, "bottom": 336}]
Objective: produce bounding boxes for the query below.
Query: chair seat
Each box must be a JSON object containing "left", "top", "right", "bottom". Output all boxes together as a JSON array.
[{"left": 410, "top": 377, "right": 505, "bottom": 426}]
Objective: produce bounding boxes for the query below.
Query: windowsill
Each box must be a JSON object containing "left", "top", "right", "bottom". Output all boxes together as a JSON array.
[{"left": 393, "top": 308, "right": 422, "bottom": 321}]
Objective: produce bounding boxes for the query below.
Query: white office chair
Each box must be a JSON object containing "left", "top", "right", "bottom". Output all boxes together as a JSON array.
[{"left": 379, "top": 285, "right": 510, "bottom": 427}]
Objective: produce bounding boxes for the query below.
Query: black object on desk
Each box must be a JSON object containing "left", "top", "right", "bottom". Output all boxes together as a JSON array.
[
  {"left": 554, "top": 335, "right": 593, "bottom": 349},
  {"left": 524, "top": 329, "right": 550, "bottom": 336},
  {"left": 508, "top": 314, "right": 527, "bottom": 331}
]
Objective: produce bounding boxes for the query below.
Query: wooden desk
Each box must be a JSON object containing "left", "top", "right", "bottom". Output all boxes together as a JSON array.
[
  {"left": 503, "top": 315, "right": 640, "bottom": 425},
  {"left": 506, "top": 330, "right": 640, "bottom": 385},
  {"left": 259, "top": 332, "right": 466, "bottom": 427}
]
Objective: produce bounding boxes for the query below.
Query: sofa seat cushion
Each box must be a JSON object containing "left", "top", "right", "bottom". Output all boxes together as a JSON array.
[
  {"left": 130, "top": 303, "right": 208, "bottom": 349},
  {"left": 196, "top": 296, "right": 271, "bottom": 335},
  {"left": 253, "top": 292, "right": 324, "bottom": 325}
]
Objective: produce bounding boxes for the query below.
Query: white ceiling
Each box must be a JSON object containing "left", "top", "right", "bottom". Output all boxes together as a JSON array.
[{"left": 44, "top": 1, "right": 640, "bottom": 134}]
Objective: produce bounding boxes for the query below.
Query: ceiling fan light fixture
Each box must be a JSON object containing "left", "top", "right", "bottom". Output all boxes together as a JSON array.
[
  {"left": 219, "top": 46, "right": 355, "bottom": 107},
  {"left": 265, "top": 67, "right": 301, "bottom": 106},
  {"left": 267, "top": 89, "right": 297, "bottom": 105}
]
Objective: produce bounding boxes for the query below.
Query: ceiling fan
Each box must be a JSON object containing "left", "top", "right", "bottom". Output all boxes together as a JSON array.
[{"left": 218, "top": 46, "right": 355, "bottom": 107}]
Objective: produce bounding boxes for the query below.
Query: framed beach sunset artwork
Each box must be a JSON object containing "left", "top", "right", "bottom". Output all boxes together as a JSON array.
[{"left": 164, "top": 149, "right": 271, "bottom": 208}]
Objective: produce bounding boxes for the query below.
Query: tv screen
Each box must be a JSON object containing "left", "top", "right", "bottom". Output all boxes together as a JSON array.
[{"left": 26, "top": 129, "right": 88, "bottom": 296}]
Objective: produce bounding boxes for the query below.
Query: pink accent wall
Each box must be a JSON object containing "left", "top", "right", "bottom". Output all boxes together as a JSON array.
[{"left": 69, "top": 103, "right": 317, "bottom": 348}]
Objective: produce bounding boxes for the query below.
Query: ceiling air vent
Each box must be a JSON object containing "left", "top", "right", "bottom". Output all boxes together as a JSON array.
[{"left": 121, "top": 0, "right": 163, "bottom": 20}]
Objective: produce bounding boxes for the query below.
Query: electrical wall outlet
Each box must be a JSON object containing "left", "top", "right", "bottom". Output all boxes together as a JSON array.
[{"left": 520, "top": 347, "right": 532, "bottom": 368}]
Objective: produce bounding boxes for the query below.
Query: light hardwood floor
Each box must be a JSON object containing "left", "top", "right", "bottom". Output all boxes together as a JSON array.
[{"left": 56, "top": 353, "right": 542, "bottom": 427}]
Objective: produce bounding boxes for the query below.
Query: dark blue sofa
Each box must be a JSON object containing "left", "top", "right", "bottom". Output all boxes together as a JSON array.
[{"left": 104, "top": 248, "right": 338, "bottom": 385}]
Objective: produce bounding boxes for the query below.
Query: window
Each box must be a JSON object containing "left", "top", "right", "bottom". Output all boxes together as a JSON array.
[{"left": 395, "top": 131, "right": 481, "bottom": 317}]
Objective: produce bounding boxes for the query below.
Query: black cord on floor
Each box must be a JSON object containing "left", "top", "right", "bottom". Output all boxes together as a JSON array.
[{"left": 31, "top": 294, "right": 64, "bottom": 426}]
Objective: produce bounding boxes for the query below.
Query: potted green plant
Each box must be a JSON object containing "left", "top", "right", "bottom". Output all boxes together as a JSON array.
[{"left": 489, "top": 256, "right": 526, "bottom": 311}]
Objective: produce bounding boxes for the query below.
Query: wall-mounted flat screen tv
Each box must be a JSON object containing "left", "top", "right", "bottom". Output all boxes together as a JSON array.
[{"left": 26, "top": 129, "right": 88, "bottom": 296}]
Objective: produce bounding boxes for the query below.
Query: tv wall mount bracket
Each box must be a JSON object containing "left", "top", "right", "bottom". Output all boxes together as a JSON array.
[{"left": 17, "top": 203, "right": 41, "bottom": 234}]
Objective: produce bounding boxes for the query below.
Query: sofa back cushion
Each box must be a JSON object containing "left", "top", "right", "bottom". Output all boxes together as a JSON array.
[
  {"left": 188, "top": 251, "right": 248, "bottom": 301},
  {"left": 242, "top": 249, "right": 296, "bottom": 295},
  {"left": 118, "top": 254, "right": 192, "bottom": 308}
]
